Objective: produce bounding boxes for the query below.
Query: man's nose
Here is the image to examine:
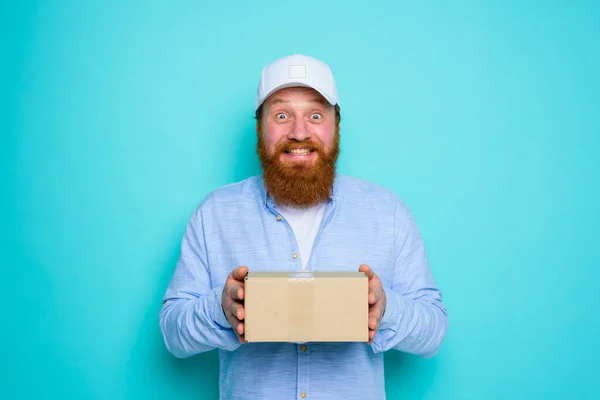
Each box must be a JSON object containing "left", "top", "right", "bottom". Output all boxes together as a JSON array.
[{"left": 288, "top": 118, "right": 311, "bottom": 141}]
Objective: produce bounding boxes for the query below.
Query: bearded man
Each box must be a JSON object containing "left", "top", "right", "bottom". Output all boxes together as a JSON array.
[{"left": 160, "top": 54, "right": 448, "bottom": 400}]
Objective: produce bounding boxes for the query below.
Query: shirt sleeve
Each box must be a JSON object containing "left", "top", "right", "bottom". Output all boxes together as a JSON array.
[
  {"left": 159, "top": 211, "right": 243, "bottom": 358},
  {"left": 370, "top": 202, "right": 448, "bottom": 357}
]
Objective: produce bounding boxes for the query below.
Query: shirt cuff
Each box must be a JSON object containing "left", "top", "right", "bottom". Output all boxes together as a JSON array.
[{"left": 379, "top": 285, "right": 404, "bottom": 331}]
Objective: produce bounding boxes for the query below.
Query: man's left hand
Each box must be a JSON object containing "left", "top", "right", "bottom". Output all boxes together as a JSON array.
[{"left": 358, "top": 264, "right": 387, "bottom": 344}]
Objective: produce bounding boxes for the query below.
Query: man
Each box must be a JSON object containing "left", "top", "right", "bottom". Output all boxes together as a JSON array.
[{"left": 160, "top": 54, "right": 448, "bottom": 399}]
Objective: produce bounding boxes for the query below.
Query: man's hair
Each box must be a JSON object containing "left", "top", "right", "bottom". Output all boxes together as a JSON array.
[{"left": 254, "top": 103, "right": 342, "bottom": 128}]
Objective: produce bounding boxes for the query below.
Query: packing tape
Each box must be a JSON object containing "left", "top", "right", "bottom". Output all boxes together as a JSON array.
[
  {"left": 287, "top": 273, "right": 315, "bottom": 342},
  {"left": 288, "top": 272, "right": 315, "bottom": 281}
]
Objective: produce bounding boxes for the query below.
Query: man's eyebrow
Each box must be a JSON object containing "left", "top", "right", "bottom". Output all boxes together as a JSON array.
[
  {"left": 306, "top": 96, "right": 330, "bottom": 106},
  {"left": 269, "top": 98, "right": 289, "bottom": 105},
  {"left": 269, "top": 96, "right": 330, "bottom": 107}
]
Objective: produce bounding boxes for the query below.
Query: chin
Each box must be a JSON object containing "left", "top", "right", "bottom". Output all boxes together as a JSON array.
[{"left": 282, "top": 161, "right": 318, "bottom": 173}]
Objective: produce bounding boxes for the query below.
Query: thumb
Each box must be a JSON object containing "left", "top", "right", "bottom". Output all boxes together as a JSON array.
[
  {"left": 359, "top": 264, "right": 375, "bottom": 279},
  {"left": 232, "top": 266, "right": 249, "bottom": 281}
]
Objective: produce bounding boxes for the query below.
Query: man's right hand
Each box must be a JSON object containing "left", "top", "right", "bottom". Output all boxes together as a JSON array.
[{"left": 221, "top": 266, "right": 248, "bottom": 343}]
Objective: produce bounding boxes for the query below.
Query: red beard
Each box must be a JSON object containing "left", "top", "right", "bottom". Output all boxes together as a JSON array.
[{"left": 257, "top": 129, "right": 340, "bottom": 208}]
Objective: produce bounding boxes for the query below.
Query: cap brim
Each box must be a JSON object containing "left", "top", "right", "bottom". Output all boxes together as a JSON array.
[{"left": 256, "top": 82, "right": 337, "bottom": 110}]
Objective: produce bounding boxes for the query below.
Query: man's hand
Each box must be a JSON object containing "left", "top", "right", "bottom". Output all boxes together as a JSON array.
[
  {"left": 359, "top": 264, "right": 387, "bottom": 344},
  {"left": 221, "top": 266, "right": 248, "bottom": 343}
]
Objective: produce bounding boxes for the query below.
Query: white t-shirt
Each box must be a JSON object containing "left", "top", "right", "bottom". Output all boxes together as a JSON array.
[{"left": 276, "top": 202, "right": 326, "bottom": 270}]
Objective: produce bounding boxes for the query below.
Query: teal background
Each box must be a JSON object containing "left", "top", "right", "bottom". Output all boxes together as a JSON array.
[{"left": 2, "top": 0, "right": 599, "bottom": 399}]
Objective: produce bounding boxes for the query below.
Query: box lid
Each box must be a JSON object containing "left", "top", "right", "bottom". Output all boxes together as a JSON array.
[{"left": 245, "top": 271, "right": 367, "bottom": 280}]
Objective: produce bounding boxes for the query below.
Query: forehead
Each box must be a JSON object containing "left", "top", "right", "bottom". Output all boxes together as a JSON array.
[{"left": 265, "top": 87, "right": 330, "bottom": 108}]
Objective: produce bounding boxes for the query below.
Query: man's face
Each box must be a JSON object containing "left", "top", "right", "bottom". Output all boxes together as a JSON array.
[
  {"left": 260, "top": 86, "right": 337, "bottom": 166},
  {"left": 257, "top": 86, "right": 340, "bottom": 208}
]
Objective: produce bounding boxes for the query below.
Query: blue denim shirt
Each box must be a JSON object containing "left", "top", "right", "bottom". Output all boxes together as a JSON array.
[{"left": 160, "top": 174, "right": 447, "bottom": 400}]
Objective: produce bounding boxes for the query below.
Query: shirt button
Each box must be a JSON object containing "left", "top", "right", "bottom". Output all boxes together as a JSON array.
[
  {"left": 292, "top": 253, "right": 298, "bottom": 259},
  {"left": 276, "top": 215, "right": 282, "bottom": 221},
  {"left": 300, "top": 393, "right": 306, "bottom": 398},
  {"left": 301, "top": 345, "right": 307, "bottom": 352}
]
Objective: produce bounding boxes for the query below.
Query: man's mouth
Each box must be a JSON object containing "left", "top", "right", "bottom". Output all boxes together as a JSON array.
[{"left": 284, "top": 148, "right": 315, "bottom": 156}]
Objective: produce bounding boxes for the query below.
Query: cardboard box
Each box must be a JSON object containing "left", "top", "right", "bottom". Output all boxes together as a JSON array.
[{"left": 244, "top": 271, "right": 369, "bottom": 343}]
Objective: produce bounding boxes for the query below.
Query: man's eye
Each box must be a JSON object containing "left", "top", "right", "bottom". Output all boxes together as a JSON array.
[
  {"left": 311, "top": 113, "right": 322, "bottom": 120},
  {"left": 276, "top": 113, "right": 287, "bottom": 119}
]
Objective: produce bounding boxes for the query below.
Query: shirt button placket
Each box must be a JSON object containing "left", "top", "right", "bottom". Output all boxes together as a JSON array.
[{"left": 298, "top": 344, "right": 309, "bottom": 400}]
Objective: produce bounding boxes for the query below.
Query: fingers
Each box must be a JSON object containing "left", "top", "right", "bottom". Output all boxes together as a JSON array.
[
  {"left": 221, "top": 267, "right": 249, "bottom": 343},
  {"left": 368, "top": 329, "right": 376, "bottom": 344},
  {"left": 368, "top": 314, "right": 378, "bottom": 330},
  {"left": 370, "top": 284, "right": 387, "bottom": 306},
  {"left": 230, "top": 317, "right": 245, "bottom": 343},
  {"left": 367, "top": 297, "right": 386, "bottom": 344},
  {"left": 224, "top": 298, "right": 245, "bottom": 343},
  {"left": 229, "top": 316, "right": 244, "bottom": 334},
  {"left": 361, "top": 263, "right": 384, "bottom": 344},
  {"left": 231, "top": 266, "right": 249, "bottom": 281},
  {"left": 229, "top": 284, "right": 244, "bottom": 301},
  {"left": 229, "top": 300, "right": 245, "bottom": 320},
  {"left": 369, "top": 290, "right": 378, "bottom": 305}
]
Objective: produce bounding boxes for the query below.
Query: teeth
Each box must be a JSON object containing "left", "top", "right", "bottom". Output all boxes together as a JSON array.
[{"left": 289, "top": 148, "right": 311, "bottom": 155}]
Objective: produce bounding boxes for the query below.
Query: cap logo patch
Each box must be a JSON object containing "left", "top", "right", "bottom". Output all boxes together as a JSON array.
[{"left": 289, "top": 65, "right": 306, "bottom": 79}]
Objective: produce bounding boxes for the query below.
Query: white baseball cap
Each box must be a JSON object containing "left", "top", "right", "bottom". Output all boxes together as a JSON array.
[{"left": 255, "top": 54, "right": 339, "bottom": 111}]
